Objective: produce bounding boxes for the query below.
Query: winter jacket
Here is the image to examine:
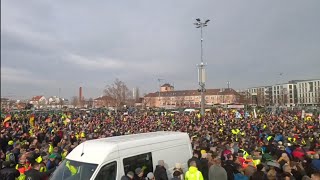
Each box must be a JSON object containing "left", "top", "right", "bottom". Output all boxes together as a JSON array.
[
  {"left": 208, "top": 165, "right": 227, "bottom": 180},
  {"left": 312, "top": 159, "right": 320, "bottom": 171},
  {"left": 25, "top": 168, "right": 55, "bottom": 180},
  {"left": 185, "top": 166, "right": 204, "bottom": 180},
  {"left": 234, "top": 173, "right": 248, "bottom": 180},
  {"left": 188, "top": 157, "right": 202, "bottom": 171},
  {"left": 223, "top": 160, "right": 237, "bottom": 180},
  {"left": 200, "top": 158, "right": 208, "bottom": 180},
  {"left": 0, "top": 167, "right": 20, "bottom": 180},
  {"left": 154, "top": 165, "right": 168, "bottom": 180},
  {"left": 250, "top": 171, "right": 267, "bottom": 180}
]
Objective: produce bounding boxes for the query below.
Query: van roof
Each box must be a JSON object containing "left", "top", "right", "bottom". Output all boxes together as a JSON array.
[{"left": 67, "top": 131, "right": 189, "bottom": 164}]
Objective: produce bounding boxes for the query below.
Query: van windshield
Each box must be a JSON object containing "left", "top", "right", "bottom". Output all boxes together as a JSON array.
[{"left": 50, "top": 159, "right": 98, "bottom": 180}]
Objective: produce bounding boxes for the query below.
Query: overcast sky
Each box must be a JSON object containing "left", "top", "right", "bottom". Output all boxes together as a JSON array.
[{"left": 1, "top": 0, "right": 320, "bottom": 100}]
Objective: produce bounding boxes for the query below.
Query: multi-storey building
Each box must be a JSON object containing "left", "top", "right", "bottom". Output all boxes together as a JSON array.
[
  {"left": 144, "top": 84, "right": 240, "bottom": 108},
  {"left": 246, "top": 86, "right": 272, "bottom": 106},
  {"left": 296, "top": 79, "right": 320, "bottom": 106},
  {"left": 272, "top": 83, "right": 297, "bottom": 107}
]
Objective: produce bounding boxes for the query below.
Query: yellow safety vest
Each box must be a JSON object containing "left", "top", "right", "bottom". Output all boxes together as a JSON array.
[
  {"left": 185, "top": 170, "right": 203, "bottom": 180},
  {"left": 240, "top": 149, "right": 249, "bottom": 159},
  {"left": 66, "top": 161, "right": 77, "bottom": 175},
  {"left": 48, "top": 144, "right": 54, "bottom": 154}
]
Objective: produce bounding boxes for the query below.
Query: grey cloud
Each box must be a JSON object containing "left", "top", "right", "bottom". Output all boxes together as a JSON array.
[{"left": 1, "top": 0, "right": 320, "bottom": 99}]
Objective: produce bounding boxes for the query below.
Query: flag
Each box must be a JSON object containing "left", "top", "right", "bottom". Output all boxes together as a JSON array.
[
  {"left": 3, "top": 114, "right": 11, "bottom": 124},
  {"left": 29, "top": 114, "right": 35, "bottom": 127}
]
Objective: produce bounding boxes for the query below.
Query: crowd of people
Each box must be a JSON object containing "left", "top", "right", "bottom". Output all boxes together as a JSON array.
[{"left": 0, "top": 108, "right": 320, "bottom": 180}]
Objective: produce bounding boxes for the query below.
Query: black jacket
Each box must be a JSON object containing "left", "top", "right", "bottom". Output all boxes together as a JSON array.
[
  {"left": 0, "top": 167, "right": 20, "bottom": 180},
  {"left": 25, "top": 168, "right": 55, "bottom": 180},
  {"left": 223, "top": 160, "right": 237, "bottom": 180},
  {"left": 154, "top": 165, "right": 168, "bottom": 180},
  {"left": 250, "top": 171, "right": 267, "bottom": 180},
  {"left": 200, "top": 158, "right": 209, "bottom": 180}
]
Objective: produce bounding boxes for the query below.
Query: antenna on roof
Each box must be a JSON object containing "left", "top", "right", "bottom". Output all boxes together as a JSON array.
[{"left": 81, "top": 143, "right": 85, "bottom": 157}]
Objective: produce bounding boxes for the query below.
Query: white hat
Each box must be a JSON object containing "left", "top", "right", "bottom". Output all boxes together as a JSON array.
[
  {"left": 175, "top": 163, "right": 182, "bottom": 169},
  {"left": 147, "top": 172, "right": 154, "bottom": 179},
  {"left": 278, "top": 141, "right": 283, "bottom": 145}
]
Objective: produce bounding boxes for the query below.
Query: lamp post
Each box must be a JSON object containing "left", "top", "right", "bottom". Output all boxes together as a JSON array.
[{"left": 194, "top": 18, "right": 210, "bottom": 117}]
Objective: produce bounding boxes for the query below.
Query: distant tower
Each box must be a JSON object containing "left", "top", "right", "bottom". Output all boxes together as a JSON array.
[
  {"left": 135, "top": 87, "right": 140, "bottom": 101},
  {"left": 133, "top": 88, "right": 136, "bottom": 100}
]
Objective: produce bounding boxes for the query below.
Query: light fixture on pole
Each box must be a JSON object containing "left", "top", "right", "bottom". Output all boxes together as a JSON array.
[{"left": 194, "top": 18, "right": 210, "bottom": 117}]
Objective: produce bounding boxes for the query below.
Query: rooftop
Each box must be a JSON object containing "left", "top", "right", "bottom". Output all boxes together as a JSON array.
[
  {"left": 161, "top": 83, "right": 174, "bottom": 87},
  {"left": 66, "top": 131, "right": 188, "bottom": 164},
  {"left": 144, "top": 88, "right": 239, "bottom": 97},
  {"left": 31, "top": 96, "right": 44, "bottom": 101}
]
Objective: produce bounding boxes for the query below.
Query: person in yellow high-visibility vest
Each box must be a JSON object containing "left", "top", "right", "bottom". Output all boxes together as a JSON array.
[
  {"left": 66, "top": 160, "right": 78, "bottom": 176},
  {"left": 240, "top": 149, "right": 249, "bottom": 159},
  {"left": 35, "top": 156, "right": 47, "bottom": 172},
  {"left": 48, "top": 144, "right": 54, "bottom": 154},
  {"left": 267, "top": 136, "right": 273, "bottom": 142},
  {"left": 61, "top": 149, "right": 69, "bottom": 160},
  {"left": 185, "top": 161, "right": 204, "bottom": 180}
]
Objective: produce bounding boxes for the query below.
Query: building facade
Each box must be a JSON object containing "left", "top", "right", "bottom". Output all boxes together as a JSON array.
[
  {"left": 246, "top": 86, "right": 272, "bottom": 106},
  {"left": 296, "top": 79, "right": 320, "bottom": 106},
  {"left": 29, "top": 96, "right": 47, "bottom": 108},
  {"left": 144, "top": 84, "right": 240, "bottom": 108},
  {"left": 272, "top": 83, "right": 297, "bottom": 107}
]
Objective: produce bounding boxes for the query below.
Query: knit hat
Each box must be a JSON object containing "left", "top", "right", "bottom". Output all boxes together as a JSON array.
[
  {"left": 135, "top": 168, "right": 143, "bottom": 175},
  {"left": 49, "top": 154, "right": 57, "bottom": 159},
  {"left": 127, "top": 171, "right": 134, "bottom": 178},
  {"left": 147, "top": 172, "right": 154, "bottom": 179},
  {"left": 8, "top": 140, "right": 14, "bottom": 146},
  {"left": 201, "top": 150, "right": 206, "bottom": 154},
  {"left": 175, "top": 163, "right": 182, "bottom": 169}
]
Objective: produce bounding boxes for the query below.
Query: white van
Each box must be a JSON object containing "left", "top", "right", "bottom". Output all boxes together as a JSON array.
[{"left": 50, "top": 131, "right": 192, "bottom": 180}]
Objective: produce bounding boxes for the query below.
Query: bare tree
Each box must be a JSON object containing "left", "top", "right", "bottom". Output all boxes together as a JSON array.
[
  {"left": 71, "top": 96, "right": 78, "bottom": 107},
  {"left": 143, "top": 96, "right": 151, "bottom": 108},
  {"left": 104, "top": 79, "right": 132, "bottom": 109}
]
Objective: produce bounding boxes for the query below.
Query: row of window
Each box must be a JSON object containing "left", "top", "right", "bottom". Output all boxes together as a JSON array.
[
  {"left": 95, "top": 152, "right": 153, "bottom": 180},
  {"left": 159, "top": 95, "right": 233, "bottom": 101},
  {"left": 162, "top": 100, "right": 234, "bottom": 106},
  {"left": 298, "top": 81, "right": 320, "bottom": 88}
]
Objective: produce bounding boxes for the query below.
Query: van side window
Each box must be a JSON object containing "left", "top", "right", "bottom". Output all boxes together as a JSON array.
[
  {"left": 123, "top": 152, "right": 153, "bottom": 177},
  {"left": 94, "top": 161, "right": 117, "bottom": 180}
]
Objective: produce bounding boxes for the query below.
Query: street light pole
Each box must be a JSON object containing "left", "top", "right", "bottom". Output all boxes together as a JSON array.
[{"left": 194, "top": 18, "right": 210, "bottom": 117}]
